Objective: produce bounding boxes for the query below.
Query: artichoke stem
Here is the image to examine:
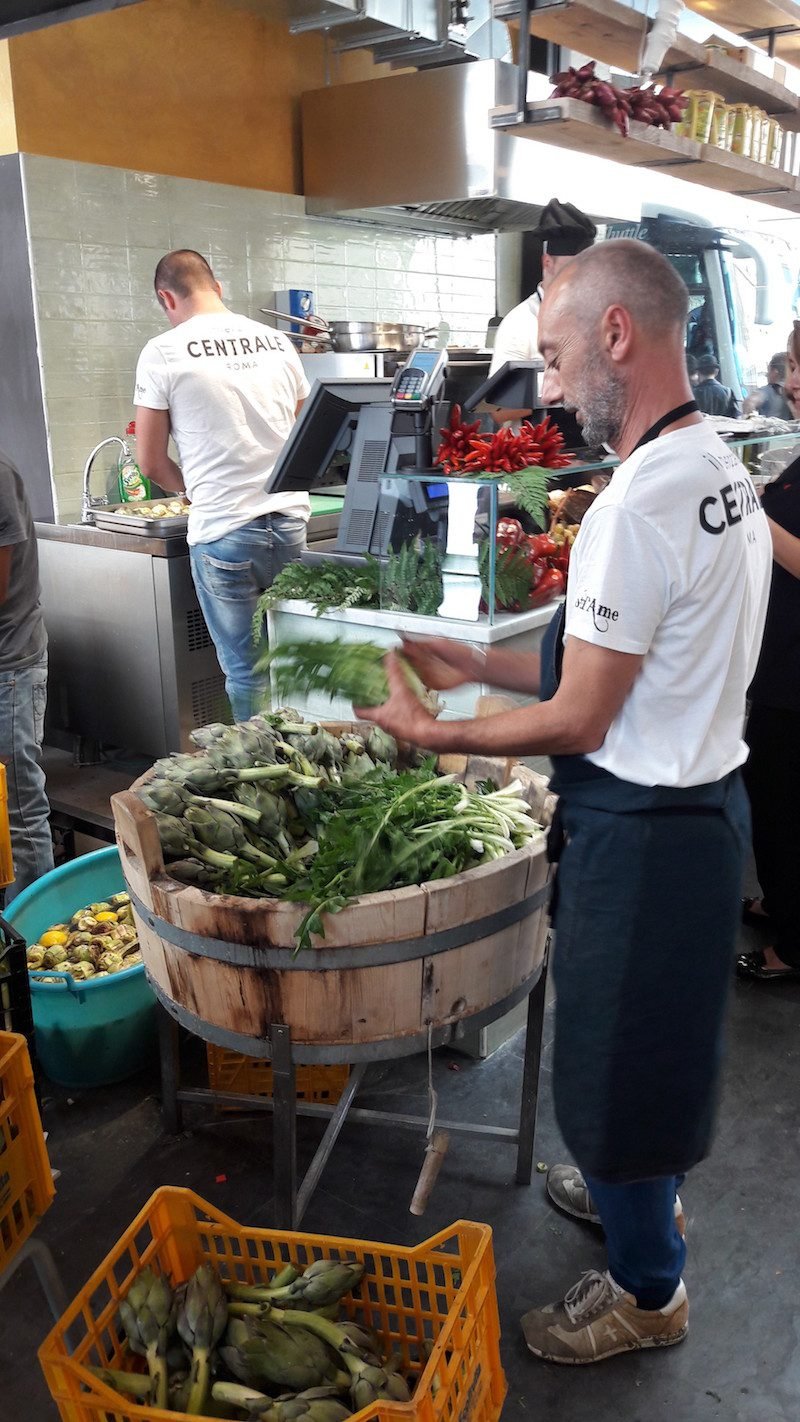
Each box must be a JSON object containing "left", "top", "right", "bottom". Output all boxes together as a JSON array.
[
  {"left": 146, "top": 1347, "right": 169, "bottom": 1410},
  {"left": 186, "top": 1347, "right": 211, "bottom": 1415}
]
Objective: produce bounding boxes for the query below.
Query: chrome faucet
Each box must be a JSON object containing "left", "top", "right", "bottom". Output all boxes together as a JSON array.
[{"left": 81, "top": 436, "right": 130, "bottom": 523}]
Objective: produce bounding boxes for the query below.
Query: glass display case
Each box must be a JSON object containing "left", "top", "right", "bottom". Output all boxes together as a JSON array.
[{"left": 375, "top": 429, "right": 800, "bottom": 628}]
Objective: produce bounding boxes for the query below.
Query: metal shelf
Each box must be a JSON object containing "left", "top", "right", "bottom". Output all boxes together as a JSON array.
[{"left": 491, "top": 97, "right": 800, "bottom": 212}]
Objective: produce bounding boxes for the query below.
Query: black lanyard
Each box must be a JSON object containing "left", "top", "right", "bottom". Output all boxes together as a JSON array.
[{"left": 631, "top": 400, "right": 699, "bottom": 455}]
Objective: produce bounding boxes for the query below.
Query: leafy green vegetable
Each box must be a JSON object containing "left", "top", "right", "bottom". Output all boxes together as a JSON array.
[
  {"left": 479, "top": 542, "right": 534, "bottom": 611},
  {"left": 251, "top": 557, "right": 381, "bottom": 633},
  {"left": 381, "top": 540, "right": 443, "bottom": 616},
  {"left": 506, "top": 466, "right": 551, "bottom": 525},
  {"left": 257, "top": 637, "right": 437, "bottom": 711},
  {"left": 286, "top": 765, "right": 541, "bottom": 951}
]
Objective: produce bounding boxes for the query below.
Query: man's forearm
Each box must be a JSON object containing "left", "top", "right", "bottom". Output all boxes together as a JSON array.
[
  {"left": 142, "top": 455, "right": 184, "bottom": 493},
  {"left": 481, "top": 647, "right": 541, "bottom": 695},
  {"left": 412, "top": 691, "right": 600, "bottom": 758}
]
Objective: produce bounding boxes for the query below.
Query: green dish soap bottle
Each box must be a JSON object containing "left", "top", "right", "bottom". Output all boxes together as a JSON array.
[{"left": 118, "top": 420, "right": 150, "bottom": 503}]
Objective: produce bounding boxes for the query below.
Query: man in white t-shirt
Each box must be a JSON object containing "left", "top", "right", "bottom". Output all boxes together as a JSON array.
[
  {"left": 489, "top": 199, "right": 596, "bottom": 377},
  {"left": 359, "top": 241, "right": 771, "bottom": 1366},
  {"left": 134, "top": 249, "right": 310, "bottom": 721}
]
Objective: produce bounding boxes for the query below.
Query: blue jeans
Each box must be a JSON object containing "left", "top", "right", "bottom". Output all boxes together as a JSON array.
[
  {"left": 190, "top": 514, "right": 307, "bottom": 723},
  {"left": 585, "top": 1172, "right": 687, "bottom": 1309},
  {"left": 0, "top": 654, "right": 54, "bottom": 903}
]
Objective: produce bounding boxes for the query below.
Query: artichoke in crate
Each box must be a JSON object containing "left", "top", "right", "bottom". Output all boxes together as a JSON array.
[
  {"left": 118, "top": 1268, "right": 176, "bottom": 1410},
  {"left": 177, "top": 1264, "right": 229, "bottom": 1415}
]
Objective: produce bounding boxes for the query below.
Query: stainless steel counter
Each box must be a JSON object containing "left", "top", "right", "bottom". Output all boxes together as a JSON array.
[
  {"left": 34, "top": 501, "right": 345, "bottom": 758},
  {"left": 36, "top": 521, "right": 226, "bottom": 758}
]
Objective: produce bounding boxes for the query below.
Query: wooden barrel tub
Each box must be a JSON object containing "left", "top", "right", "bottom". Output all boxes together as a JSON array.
[{"left": 111, "top": 724, "right": 555, "bottom": 1064}]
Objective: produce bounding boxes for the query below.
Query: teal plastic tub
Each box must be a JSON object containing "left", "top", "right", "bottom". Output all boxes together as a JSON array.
[{"left": 5, "top": 847, "right": 157, "bottom": 1089}]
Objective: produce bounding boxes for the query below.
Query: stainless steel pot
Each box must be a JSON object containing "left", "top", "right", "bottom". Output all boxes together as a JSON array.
[{"left": 259, "top": 309, "right": 437, "bottom": 353}]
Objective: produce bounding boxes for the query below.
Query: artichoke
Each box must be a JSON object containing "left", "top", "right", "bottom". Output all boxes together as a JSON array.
[
  {"left": 118, "top": 1268, "right": 176, "bottom": 1409},
  {"left": 184, "top": 806, "right": 278, "bottom": 868},
  {"left": 177, "top": 1264, "right": 229, "bottom": 1415},
  {"left": 190, "top": 722, "right": 230, "bottom": 748},
  {"left": 154, "top": 812, "right": 238, "bottom": 871},
  {"left": 139, "top": 777, "right": 263, "bottom": 825},
  {"left": 235, "top": 785, "right": 292, "bottom": 855},
  {"left": 69, "top": 961, "right": 96, "bottom": 981},
  {"left": 108, "top": 892, "right": 131, "bottom": 908},
  {"left": 220, "top": 1316, "right": 335, "bottom": 1393},
  {"left": 71, "top": 945, "right": 97, "bottom": 964},
  {"left": 228, "top": 1258, "right": 365, "bottom": 1312},
  {"left": 26, "top": 947, "right": 46, "bottom": 970},
  {"left": 43, "top": 945, "right": 68, "bottom": 969},
  {"left": 265, "top": 1389, "right": 352, "bottom": 1422},
  {"left": 166, "top": 857, "right": 226, "bottom": 889},
  {"left": 366, "top": 727, "right": 398, "bottom": 766},
  {"left": 97, "top": 952, "right": 125, "bottom": 973}
]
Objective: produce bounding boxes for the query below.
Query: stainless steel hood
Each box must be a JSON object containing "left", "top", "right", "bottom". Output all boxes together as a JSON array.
[{"left": 302, "top": 60, "right": 552, "bottom": 236}]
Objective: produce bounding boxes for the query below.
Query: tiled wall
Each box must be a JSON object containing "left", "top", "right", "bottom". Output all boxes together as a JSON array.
[{"left": 21, "top": 155, "right": 496, "bottom": 523}]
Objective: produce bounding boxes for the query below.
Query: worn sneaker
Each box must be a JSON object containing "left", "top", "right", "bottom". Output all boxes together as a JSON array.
[
  {"left": 521, "top": 1269, "right": 689, "bottom": 1365},
  {"left": 546, "top": 1164, "right": 686, "bottom": 1236}
]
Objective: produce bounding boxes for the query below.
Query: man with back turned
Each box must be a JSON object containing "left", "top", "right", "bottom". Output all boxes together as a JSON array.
[{"left": 134, "top": 249, "right": 310, "bottom": 721}]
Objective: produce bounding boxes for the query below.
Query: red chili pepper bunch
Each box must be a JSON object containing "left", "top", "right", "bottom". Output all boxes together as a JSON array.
[
  {"left": 550, "top": 61, "right": 687, "bottom": 138},
  {"left": 436, "top": 408, "right": 571, "bottom": 474},
  {"left": 435, "top": 404, "right": 483, "bottom": 473}
]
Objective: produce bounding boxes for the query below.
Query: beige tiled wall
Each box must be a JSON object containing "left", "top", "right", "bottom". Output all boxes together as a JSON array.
[{"left": 21, "top": 155, "right": 496, "bottom": 523}]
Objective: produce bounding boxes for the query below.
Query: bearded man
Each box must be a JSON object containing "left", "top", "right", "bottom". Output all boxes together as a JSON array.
[{"left": 358, "top": 240, "right": 772, "bottom": 1364}]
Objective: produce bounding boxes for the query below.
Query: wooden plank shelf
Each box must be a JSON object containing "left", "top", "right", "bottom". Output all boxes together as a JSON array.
[
  {"left": 491, "top": 96, "right": 800, "bottom": 211},
  {"left": 657, "top": 48, "right": 800, "bottom": 129},
  {"left": 698, "top": 2, "right": 800, "bottom": 62},
  {"left": 493, "top": 0, "right": 698, "bottom": 73},
  {"left": 494, "top": 0, "right": 800, "bottom": 121}
]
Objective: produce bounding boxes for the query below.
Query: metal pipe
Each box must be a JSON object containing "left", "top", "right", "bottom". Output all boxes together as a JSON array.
[{"left": 81, "top": 435, "right": 129, "bottom": 524}]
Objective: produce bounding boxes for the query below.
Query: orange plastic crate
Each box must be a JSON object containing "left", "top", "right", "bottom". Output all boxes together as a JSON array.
[
  {"left": 39, "top": 1186, "right": 506, "bottom": 1422},
  {"left": 206, "top": 1043, "right": 351, "bottom": 1106},
  {"left": 0, "top": 1029, "right": 54, "bottom": 1277}
]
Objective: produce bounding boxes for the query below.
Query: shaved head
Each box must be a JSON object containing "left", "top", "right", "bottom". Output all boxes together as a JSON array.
[
  {"left": 549, "top": 239, "right": 689, "bottom": 336},
  {"left": 538, "top": 239, "right": 693, "bottom": 453}
]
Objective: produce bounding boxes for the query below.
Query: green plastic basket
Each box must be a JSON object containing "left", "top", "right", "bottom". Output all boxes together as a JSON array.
[{"left": 5, "top": 848, "right": 157, "bottom": 1088}]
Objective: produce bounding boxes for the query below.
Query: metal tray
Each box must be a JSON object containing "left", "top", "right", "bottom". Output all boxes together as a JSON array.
[{"left": 93, "top": 500, "right": 190, "bottom": 538}]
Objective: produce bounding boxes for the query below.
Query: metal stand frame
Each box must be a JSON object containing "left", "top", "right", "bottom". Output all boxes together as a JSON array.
[
  {"left": 156, "top": 946, "right": 550, "bottom": 1229},
  {"left": 0, "top": 1237, "right": 69, "bottom": 1322}
]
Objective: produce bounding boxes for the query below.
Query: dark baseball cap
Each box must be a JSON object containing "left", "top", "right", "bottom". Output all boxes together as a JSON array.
[{"left": 535, "top": 199, "right": 597, "bottom": 256}]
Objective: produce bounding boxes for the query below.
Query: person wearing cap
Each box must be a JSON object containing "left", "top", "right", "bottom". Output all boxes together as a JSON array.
[
  {"left": 489, "top": 199, "right": 597, "bottom": 378},
  {"left": 743, "top": 352, "right": 792, "bottom": 420},
  {"left": 693, "top": 353, "right": 741, "bottom": 418}
]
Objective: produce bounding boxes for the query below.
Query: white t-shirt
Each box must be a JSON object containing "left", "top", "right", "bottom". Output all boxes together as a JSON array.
[
  {"left": 134, "top": 311, "right": 311, "bottom": 545},
  {"left": 565, "top": 423, "right": 771, "bottom": 788},
  {"left": 489, "top": 291, "right": 541, "bottom": 375}
]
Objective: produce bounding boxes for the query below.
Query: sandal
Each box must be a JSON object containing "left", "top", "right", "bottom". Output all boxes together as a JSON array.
[
  {"left": 736, "top": 948, "right": 800, "bottom": 982},
  {"left": 741, "top": 897, "right": 770, "bottom": 928}
]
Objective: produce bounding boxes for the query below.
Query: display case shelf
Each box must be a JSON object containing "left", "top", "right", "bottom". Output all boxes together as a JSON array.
[{"left": 490, "top": 97, "right": 800, "bottom": 212}]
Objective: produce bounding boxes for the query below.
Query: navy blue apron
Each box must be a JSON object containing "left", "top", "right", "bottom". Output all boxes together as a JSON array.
[{"left": 541, "top": 561, "right": 750, "bottom": 1184}]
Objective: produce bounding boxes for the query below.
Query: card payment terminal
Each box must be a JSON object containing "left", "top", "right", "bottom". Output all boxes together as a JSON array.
[{"left": 390, "top": 348, "right": 448, "bottom": 406}]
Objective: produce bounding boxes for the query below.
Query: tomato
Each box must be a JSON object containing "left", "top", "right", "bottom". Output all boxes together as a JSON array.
[
  {"left": 529, "top": 568, "right": 566, "bottom": 606},
  {"left": 496, "top": 517, "right": 525, "bottom": 547},
  {"left": 530, "top": 533, "right": 558, "bottom": 559}
]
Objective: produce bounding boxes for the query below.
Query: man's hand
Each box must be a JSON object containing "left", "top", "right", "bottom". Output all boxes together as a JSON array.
[
  {"left": 354, "top": 652, "right": 439, "bottom": 745},
  {"left": 400, "top": 635, "right": 476, "bottom": 691}
]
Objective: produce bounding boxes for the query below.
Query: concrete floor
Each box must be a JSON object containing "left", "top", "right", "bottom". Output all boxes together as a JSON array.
[{"left": 2, "top": 917, "right": 799, "bottom": 1422}]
